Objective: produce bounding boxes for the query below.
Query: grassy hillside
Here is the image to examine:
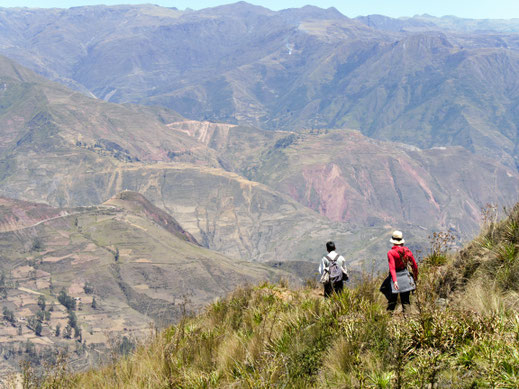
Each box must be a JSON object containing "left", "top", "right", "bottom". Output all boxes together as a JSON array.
[{"left": 26, "top": 204, "right": 519, "bottom": 388}]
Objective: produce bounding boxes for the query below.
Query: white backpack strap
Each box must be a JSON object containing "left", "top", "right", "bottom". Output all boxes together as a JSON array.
[
  {"left": 326, "top": 254, "right": 341, "bottom": 263},
  {"left": 325, "top": 255, "right": 339, "bottom": 262},
  {"left": 328, "top": 253, "right": 340, "bottom": 263}
]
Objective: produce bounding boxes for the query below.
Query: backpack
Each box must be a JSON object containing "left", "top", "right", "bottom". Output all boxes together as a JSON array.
[
  {"left": 327, "top": 254, "right": 343, "bottom": 283},
  {"left": 398, "top": 247, "right": 416, "bottom": 280}
]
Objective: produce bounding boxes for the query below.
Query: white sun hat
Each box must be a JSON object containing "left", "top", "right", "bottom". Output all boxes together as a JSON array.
[{"left": 390, "top": 230, "right": 405, "bottom": 245}]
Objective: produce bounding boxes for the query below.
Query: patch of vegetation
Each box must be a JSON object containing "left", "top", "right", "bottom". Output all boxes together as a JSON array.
[
  {"left": 0, "top": 271, "right": 8, "bottom": 298},
  {"left": 115, "top": 336, "right": 135, "bottom": 357},
  {"left": 83, "top": 282, "right": 94, "bottom": 295},
  {"left": 2, "top": 306, "right": 15, "bottom": 325},
  {"left": 423, "top": 231, "right": 455, "bottom": 266},
  {"left": 37, "top": 294, "right": 46, "bottom": 311},
  {"left": 31, "top": 237, "right": 44, "bottom": 252},
  {"left": 273, "top": 134, "right": 297, "bottom": 149},
  {"left": 167, "top": 150, "right": 189, "bottom": 159},
  {"left": 75, "top": 138, "right": 137, "bottom": 162},
  {"left": 57, "top": 289, "right": 76, "bottom": 311},
  {"left": 35, "top": 321, "right": 43, "bottom": 337}
]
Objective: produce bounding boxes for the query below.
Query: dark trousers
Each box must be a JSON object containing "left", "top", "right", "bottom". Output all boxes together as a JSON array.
[
  {"left": 324, "top": 281, "right": 344, "bottom": 297},
  {"left": 387, "top": 291, "right": 411, "bottom": 311}
]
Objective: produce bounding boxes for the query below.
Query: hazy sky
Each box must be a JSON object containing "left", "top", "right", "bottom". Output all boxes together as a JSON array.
[{"left": 1, "top": 0, "right": 519, "bottom": 19}]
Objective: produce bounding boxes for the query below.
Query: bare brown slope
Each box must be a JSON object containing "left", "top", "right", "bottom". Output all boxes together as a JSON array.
[
  {"left": 250, "top": 130, "right": 519, "bottom": 237},
  {"left": 169, "top": 124, "right": 519, "bottom": 240},
  {"left": 104, "top": 191, "right": 198, "bottom": 245},
  {"left": 0, "top": 197, "right": 65, "bottom": 232}
]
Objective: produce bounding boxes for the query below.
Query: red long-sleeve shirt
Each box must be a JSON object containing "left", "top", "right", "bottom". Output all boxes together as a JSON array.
[{"left": 387, "top": 245, "right": 418, "bottom": 283}]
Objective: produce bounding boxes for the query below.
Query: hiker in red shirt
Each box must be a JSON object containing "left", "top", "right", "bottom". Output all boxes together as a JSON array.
[{"left": 382, "top": 230, "right": 418, "bottom": 312}]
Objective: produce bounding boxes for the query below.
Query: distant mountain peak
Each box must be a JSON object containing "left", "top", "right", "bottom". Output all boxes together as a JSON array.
[
  {"left": 199, "top": 1, "right": 274, "bottom": 16},
  {"left": 280, "top": 4, "right": 348, "bottom": 21}
]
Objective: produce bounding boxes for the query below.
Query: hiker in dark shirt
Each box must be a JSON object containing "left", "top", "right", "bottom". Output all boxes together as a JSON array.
[
  {"left": 318, "top": 241, "right": 348, "bottom": 297},
  {"left": 382, "top": 230, "right": 418, "bottom": 311}
]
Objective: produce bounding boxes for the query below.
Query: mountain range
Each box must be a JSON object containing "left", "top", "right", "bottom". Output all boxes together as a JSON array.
[
  {"left": 356, "top": 14, "right": 519, "bottom": 33},
  {"left": 1, "top": 3, "right": 519, "bottom": 168},
  {"left": 0, "top": 54, "right": 517, "bottom": 264},
  {"left": 0, "top": 54, "right": 357, "bottom": 262}
]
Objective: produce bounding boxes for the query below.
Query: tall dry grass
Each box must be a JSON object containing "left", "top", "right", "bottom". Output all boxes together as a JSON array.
[
  {"left": 27, "top": 276, "right": 519, "bottom": 388},
  {"left": 15, "top": 204, "right": 519, "bottom": 388}
]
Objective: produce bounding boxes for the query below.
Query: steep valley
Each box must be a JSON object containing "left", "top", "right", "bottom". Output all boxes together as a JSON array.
[
  {"left": 168, "top": 122, "right": 519, "bottom": 239},
  {"left": 27, "top": 202, "right": 519, "bottom": 387},
  {"left": 0, "top": 55, "right": 517, "bottom": 265}
]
